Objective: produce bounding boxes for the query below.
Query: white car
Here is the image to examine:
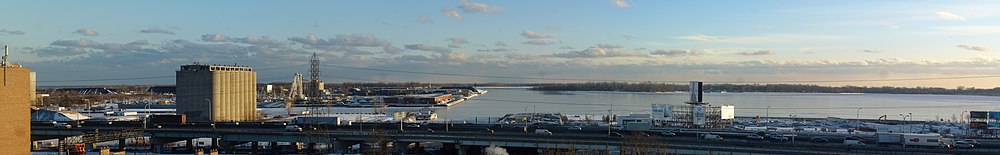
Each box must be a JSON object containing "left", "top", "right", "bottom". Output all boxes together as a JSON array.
[{"left": 954, "top": 141, "right": 975, "bottom": 149}]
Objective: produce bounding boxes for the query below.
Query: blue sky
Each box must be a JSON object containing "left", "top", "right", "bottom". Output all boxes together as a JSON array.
[{"left": 3, "top": 0, "right": 1000, "bottom": 87}]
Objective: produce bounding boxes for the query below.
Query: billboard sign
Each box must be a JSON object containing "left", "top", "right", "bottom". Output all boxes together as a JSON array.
[
  {"left": 990, "top": 112, "right": 1000, "bottom": 120},
  {"left": 720, "top": 105, "right": 735, "bottom": 119},
  {"left": 989, "top": 122, "right": 1000, "bottom": 130},
  {"left": 970, "top": 111, "right": 988, "bottom": 119},
  {"left": 693, "top": 106, "right": 706, "bottom": 125}
]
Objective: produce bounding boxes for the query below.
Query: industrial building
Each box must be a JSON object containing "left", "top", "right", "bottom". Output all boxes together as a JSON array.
[
  {"left": 175, "top": 63, "right": 258, "bottom": 122},
  {"left": 652, "top": 81, "right": 735, "bottom": 128},
  {"left": 0, "top": 45, "right": 31, "bottom": 155},
  {"left": 383, "top": 93, "right": 453, "bottom": 106}
]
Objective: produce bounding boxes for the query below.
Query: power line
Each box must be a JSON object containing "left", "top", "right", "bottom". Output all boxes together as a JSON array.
[
  {"left": 475, "top": 98, "right": 997, "bottom": 110},
  {"left": 322, "top": 64, "right": 1000, "bottom": 83},
  {"left": 36, "top": 64, "right": 306, "bottom": 83}
]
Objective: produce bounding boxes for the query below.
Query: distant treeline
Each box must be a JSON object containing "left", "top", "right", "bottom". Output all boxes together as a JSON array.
[{"left": 529, "top": 82, "right": 1000, "bottom": 96}]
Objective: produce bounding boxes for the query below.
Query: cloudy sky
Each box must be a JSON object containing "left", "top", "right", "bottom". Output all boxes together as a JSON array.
[{"left": 3, "top": 0, "right": 1000, "bottom": 87}]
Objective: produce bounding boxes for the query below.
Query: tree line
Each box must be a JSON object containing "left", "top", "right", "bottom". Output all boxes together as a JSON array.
[{"left": 529, "top": 82, "right": 1000, "bottom": 96}]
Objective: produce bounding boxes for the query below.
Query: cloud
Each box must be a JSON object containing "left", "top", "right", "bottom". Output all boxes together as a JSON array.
[
  {"left": 232, "top": 35, "right": 285, "bottom": 47},
  {"left": 597, "top": 44, "right": 623, "bottom": 49},
  {"left": 650, "top": 49, "right": 708, "bottom": 57},
  {"left": 201, "top": 33, "right": 229, "bottom": 42},
  {"left": 522, "top": 40, "right": 554, "bottom": 46},
  {"left": 494, "top": 41, "right": 507, "bottom": 47},
  {"left": 678, "top": 34, "right": 842, "bottom": 44},
  {"left": 442, "top": 8, "right": 463, "bottom": 21},
  {"left": 448, "top": 44, "right": 462, "bottom": 48},
  {"left": 288, "top": 34, "right": 321, "bottom": 45},
  {"left": 383, "top": 46, "right": 405, "bottom": 54},
  {"left": 29, "top": 47, "right": 90, "bottom": 57},
  {"left": 139, "top": 28, "right": 175, "bottom": 35},
  {"left": 0, "top": 29, "right": 25, "bottom": 35},
  {"left": 611, "top": 0, "right": 631, "bottom": 8},
  {"left": 520, "top": 30, "right": 552, "bottom": 39},
  {"left": 405, "top": 44, "right": 452, "bottom": 53},
  {"left": 51, "top": 39, "right": 101, "bottom": 48},
  {"left": 549, "top": 44, "right": 647, "bottom": 58},
  {"left": 418, "top": 15, "right": 433, "bottom": 24},
  {"left": 459, "top": 2, "right": 503, "bottom": 13},
  {"left": 957, "top": 44, "right": 988, "bottom": 52},
  {"left": 477, "top": 48, "right": 513, "bottom": 52},
  {"left": 650, "top": 49, "right": 690, "bottom": 57},
  {"left": 936, "top": 11, "right": 966, "bottom": 21},
  {"left": 74, "top": 28, "right": 99, "bottom": 36},
  {"left": 288, "top": 34, "right": 400, "bottom": 54},
  {"left": 397, "top": 55, "right": 433, "bottom": 62},
  {"left": 445, "top": 37, "right": 469, "bottom": 44},
  {"left": 861, "top": 49, "right": 882, "bottom": 53},
  {"left": 559, "top": 46, "right": 575, "bottom": 49},
  {"left": 737, "top": 50, "right": 774, "bottom": 56}
]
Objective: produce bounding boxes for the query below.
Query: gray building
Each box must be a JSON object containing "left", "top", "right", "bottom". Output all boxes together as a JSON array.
[{"left": 176, "top": 63, "right": 257, "bottom": 122}]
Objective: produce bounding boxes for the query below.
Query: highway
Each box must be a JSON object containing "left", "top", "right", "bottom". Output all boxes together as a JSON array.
[{"left": 32, "top": 121, "right": 1000, "bottom": 155}]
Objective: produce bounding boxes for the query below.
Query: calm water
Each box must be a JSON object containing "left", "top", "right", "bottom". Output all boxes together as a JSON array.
[{"left": 266, "top": 88, "right": 1000, "bottom": 121}]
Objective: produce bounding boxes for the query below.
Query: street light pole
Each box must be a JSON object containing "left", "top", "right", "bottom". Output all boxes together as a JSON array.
[
  {"left": 908, "top": 113, "right": 913, "bottom": 133},
  {"left": 204, "top": 99, "right": 212, "bottom": 122},
  {"left": 765, "top": 106, "right": 771, "bottom": 128},
  {"left": 856, "top": 108, "right": 863, "bottom": 130}
]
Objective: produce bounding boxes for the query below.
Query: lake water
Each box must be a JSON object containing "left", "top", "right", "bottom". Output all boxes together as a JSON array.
[{"left": 264, "top": 88, "right": 1000, "bottom": 121}]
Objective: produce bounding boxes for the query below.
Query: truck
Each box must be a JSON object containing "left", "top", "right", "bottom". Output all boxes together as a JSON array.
[
  {"left": 294, "top": 116, "right": 341, "bottom": 125},
  {"left": 877, "top": 133, "right": 953, "bottom": 148},
  {"left": 148, "top": 114, "right": 186, "bottom": 124},
  {"left": 535, "top": 129, "right": 553, "bottom": 135},
  {"left": 845, "top": 136, "right": 866, "bottom": 146}
]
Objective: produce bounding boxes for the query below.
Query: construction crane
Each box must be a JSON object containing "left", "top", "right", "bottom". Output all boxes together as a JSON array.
[{"left": 286, "top": 73, "right": 304, "bottom": 115}]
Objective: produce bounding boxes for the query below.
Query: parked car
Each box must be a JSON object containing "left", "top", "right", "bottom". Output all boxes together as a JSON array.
[
  {"left": 810, "top": 137, "right": 830, "bottom": 143},
  {"left": 285, "top": 125, "right": 303, "bottom": 132},
  {"left": 54, "top": 123, "right": 72, "bottom": 129},
  {"left": 954, "top": 141, "right": 975, "bottom": 149},
  {"left": 660, "top": 131, "right": 676, "bottom": 136},
  {"left": 568, "top": 126, "right": 583, "bottom": 130},
  {"left": 535, "top": 129, "right": 553, "bottom": 135},
  {"left": 609, "top": 132, "right": 623, "bottom": 137},
  {"left": 638, "top": 132, "right": 651, "bottom": 137},
  {"left": 703, "top": 134, "right": 724, "bottom": 141},
  {"left": 768, "top": 135, "right": 788, "bottom": 141},
  {"left": 406, "top": 124, "right": 421, "bottom": 128},
  {"left": 958, "top": 139, "right": 979, "bottom": 145},
  {"left": 746, "top": 134, "right": 765, "bottom": 140}
]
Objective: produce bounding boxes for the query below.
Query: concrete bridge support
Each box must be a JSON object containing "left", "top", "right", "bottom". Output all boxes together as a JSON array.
[
  {"left": 250, "top": 141, "right": 259, "bottom": 154},
  {"left": 394, "top": 142, "right": 411, "bottom": 154},
  {"left": 269, "top": 142, "right": 280, "bottom": 154},
  {"left": 119, "top": 139, "right": 128, "bottom": 151}
]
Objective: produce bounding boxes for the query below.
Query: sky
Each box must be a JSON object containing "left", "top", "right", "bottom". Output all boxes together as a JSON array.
[{"left": 3, "top": 0, "right": 1000, "bottom": 87}]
